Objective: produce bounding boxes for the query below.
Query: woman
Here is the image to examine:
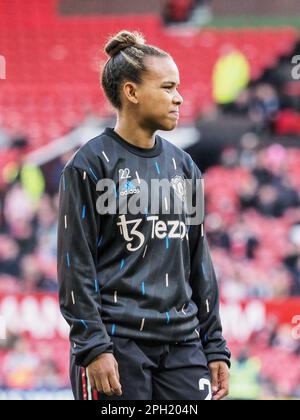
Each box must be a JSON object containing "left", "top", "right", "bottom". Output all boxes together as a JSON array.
[{"left": 57, "top": 30, "right": 230, "bottom": 401}]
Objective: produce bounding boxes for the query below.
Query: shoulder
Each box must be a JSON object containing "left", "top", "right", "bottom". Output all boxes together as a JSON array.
[
  {"left": 158, "top": 135, "right": 201, "bottom": 178},
  {"left": 62, "top": 131, "right": 111, "bottom": 181}
]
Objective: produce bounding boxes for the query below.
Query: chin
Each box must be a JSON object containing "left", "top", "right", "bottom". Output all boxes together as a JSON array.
[{"left": 159, "top": 122, "right": 177, "bottom": 132}]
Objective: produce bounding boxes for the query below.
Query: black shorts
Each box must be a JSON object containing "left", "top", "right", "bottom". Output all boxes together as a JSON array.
[{"left": 70, "top": 336, "right": 212, "bottom": 400}]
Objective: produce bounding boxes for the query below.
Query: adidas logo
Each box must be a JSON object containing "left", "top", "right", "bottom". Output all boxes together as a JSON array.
[{"left": 119, "top": 181, "right": 141, "bottom": 197}]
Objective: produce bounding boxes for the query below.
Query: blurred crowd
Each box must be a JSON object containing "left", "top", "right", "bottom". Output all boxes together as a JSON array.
[
  {"left": 0, "top": 333, "right": 68, "bottom": 390},
  {"left": 164, "top": 0, "right": 209, "bottom": 23},
  {"left": 1, "top": 131, "right": 300, "bottom": 394},
  {"left": 0, "top": 145, "right": 73, "bottom": 294},
  {"left": 206, "top": 141, "right": 300, "bottom": 299},
  {"left": 221, "top": 83, "right": 281, "bottom": 130},
  {"left": 230, "top": 311, "right": 300, "bottom": 399},
  {"left": 192, "top": 73, "right": 300, "bottom": 300},
  {"left": 1, "top": 137, "right": 299, "bottom": 298},
  {"left": 1, "top": 53, "right": 300, "bottom": 397},
  {"left": 0, "top": 179, "right": 59, "bottom": 294}
]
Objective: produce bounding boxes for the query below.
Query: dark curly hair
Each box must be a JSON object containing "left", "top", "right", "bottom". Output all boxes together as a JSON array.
[{"left": 101, "top": 30, "right": 170, "bottom": 110}]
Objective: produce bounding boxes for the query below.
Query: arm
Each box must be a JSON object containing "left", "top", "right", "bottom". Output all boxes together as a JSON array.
[
  {"left": 57, "top": 164, "right": 122, "bottom": 396},
  {"left": 57, "top": 164, "right": 113, "bottom": 367},
  {"left": 190, "top": 231, "right": 231, "bottom": 367},
  {"left": 188, "top": 162, "right": 231, "bottom": 399}
]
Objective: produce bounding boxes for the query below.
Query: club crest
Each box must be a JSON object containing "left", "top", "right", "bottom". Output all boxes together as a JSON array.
[{"left": 171, "top": 175, "right": 186, "bottom": 202}]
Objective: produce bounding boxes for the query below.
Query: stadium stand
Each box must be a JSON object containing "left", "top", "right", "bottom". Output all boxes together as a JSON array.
[
  {"left": 0, "top": 0, "right": 298, "bottom": 146},
  {"left": 1, "top": 0, "right": 300, "bottom": 400}
]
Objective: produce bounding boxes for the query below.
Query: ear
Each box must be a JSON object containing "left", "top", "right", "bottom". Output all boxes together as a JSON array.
[{"left": 123, "top": 81, "right": 139, "bottom": 105}]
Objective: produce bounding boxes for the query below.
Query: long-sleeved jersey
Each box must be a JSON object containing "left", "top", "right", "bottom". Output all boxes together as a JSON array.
[{"left": 57, "top": 127, "right": 231, "bottom": 368}]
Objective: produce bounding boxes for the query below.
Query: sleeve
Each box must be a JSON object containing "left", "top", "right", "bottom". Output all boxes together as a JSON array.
[
  {"left": 188, "top": 161, "right": 231, "bottom": 368},
  {"left": 57, "top": 164, "right": 113, "bottom": 367}
]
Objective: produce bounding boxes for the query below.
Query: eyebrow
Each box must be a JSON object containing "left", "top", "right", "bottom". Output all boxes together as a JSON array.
[{"left": 161, "top": 81, "right": 180, "bottom": 86}]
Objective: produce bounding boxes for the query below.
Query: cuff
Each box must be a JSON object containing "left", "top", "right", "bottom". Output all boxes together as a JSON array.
[
  {"left": 206, "top": 353, "right": 231, "bottom": 369},
  {"left": 77, "top": 342, "right": 114, "bottom": 368}
]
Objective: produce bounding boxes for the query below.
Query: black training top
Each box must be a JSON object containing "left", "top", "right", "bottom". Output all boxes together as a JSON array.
[{"left": 57, "top": 127, "right": 231, "bottom": 368}]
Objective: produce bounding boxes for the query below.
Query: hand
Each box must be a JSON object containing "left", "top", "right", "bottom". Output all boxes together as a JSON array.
[
  {"left": 208, "top": 361, "right": 230, "bottom": 400},
  {"left": 87, "top": 353, "right": 122, "bottom": 397}
]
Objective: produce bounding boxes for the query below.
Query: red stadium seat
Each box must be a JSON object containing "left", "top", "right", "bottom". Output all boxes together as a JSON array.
[{"left": 0, "top": 2, "right": 298, "bottom": 149}]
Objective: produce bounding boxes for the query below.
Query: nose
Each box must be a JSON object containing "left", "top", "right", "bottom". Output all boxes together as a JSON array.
[{"left": 173, "top": 90, "right": 183, "bottom": 106}]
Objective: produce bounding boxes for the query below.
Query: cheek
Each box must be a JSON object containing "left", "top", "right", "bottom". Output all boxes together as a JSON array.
[
  {"left": 143, "top": 93, "right": 156, "bottom": 106},
  {"left": 145, "top": 97, "right": 165, "bottom": 114},
  {"left": 155, "top": 92, "right": 172, "bottom": 109},
  {"left": 139, "top": 91, "right": 170, "bottom": 118}
]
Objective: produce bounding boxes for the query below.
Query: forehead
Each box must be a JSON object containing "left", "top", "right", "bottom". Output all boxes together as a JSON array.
[{"left": 142, "top": 56, "right": 180, "bottom": 84}]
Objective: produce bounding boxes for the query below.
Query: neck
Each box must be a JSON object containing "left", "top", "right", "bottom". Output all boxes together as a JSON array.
[{"left": 114, "top": 115, "right": 156, "bottom": 149}]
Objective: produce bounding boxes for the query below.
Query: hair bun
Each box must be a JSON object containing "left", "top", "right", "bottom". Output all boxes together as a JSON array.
[{"left": 104, "top": 30, "right": 145, "bottom": 58}]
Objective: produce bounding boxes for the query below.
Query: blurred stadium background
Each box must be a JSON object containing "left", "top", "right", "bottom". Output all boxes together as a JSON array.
[{"left": 0, "top": 0, "right": 300, "bottom": 400}]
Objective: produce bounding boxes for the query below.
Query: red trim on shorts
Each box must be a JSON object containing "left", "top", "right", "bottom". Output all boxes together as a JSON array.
[{"left": 81, "top": 367, "right": 88, "bottom": 401}]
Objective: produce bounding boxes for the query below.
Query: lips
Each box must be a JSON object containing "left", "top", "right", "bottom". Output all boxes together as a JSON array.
[{"left": 170, "top": 111, "right": 180, "bottom": 118}]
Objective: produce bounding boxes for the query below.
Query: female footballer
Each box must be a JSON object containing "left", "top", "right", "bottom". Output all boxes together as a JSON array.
[{"left": 57, "top": 30, "right": 230, "bottom": 401}]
